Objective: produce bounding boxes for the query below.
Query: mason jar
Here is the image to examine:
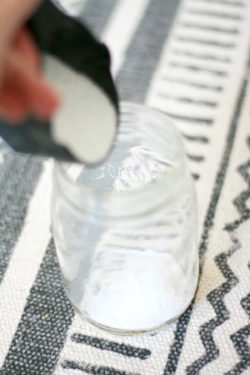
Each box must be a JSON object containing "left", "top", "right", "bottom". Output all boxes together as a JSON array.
[{"left": 52, "top": 102, "right": 199, "bottom": 335}]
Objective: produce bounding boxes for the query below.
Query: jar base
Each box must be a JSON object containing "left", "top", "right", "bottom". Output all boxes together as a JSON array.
[{"left": 68, "top": 258, "right": 199, "bottom": 336}]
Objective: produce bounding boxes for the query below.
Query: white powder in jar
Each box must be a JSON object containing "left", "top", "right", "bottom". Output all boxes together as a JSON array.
[{"left": 82, "top": 247, "right": 196, "bottom": 331}]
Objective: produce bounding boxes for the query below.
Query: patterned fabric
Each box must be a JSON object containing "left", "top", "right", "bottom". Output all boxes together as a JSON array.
[{"left": 0, "top": 0, "right": 249, "bottom": 374}]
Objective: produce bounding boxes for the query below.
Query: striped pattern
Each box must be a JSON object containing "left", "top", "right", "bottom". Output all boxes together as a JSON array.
[
  {"left": 174, "top": 69, "right": 250, "bottom": 374},
  {"left": 147, "top": 0, "right": 250, "bottom": 184},
  {"left": 1, "top": 0, "right": 250, "bottom": 374},
  {"left": 0, "top": 155, "right": 42, "bottom": 284}
]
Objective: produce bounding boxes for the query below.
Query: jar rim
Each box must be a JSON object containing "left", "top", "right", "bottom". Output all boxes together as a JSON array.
[{"left": 54, "top": 102, "right": 187, "bottom": 218}]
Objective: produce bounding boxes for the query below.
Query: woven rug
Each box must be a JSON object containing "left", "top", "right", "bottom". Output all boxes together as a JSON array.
[{"left": 0, "top": 0, "right": 249, "bottom": 374}]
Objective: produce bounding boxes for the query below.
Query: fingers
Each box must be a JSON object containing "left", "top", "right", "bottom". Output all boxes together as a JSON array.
[
  {"left": 7, "top": 45, "right": 60, "bottom": 113},
  {"left": 10, "top": 28, "right": 60, "bottom": 119},
  {"left": 13, "top": 27, "right": 40, "bottom": 72},
  {"left": 0, "top": 0, "right": 41, "bottom": 46},
  {"left": 29, "top": 79, "right": 61, "bottom": 120},
  {"left": 0, "top": 2, "right": 56, "bottom": 124},
  {"left": 0, "top": 84, "right": 29, "bottom": 123},
  {"left": 0, "top": 28, "right": 60, "bottom": 123}
]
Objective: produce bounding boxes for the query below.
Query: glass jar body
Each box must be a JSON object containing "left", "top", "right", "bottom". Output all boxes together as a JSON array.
[{"left": 52, "top": 103, "right": 199, "bottom": 334}]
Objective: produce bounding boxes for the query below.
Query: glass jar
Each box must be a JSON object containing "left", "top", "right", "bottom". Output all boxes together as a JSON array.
[{"left": 52, "top": 102, "right": 199, "bottom": 335}]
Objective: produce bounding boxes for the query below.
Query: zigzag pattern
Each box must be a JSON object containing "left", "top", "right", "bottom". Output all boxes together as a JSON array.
[
  {"left": 186, "top": 136, "right": 250, "bottom": 374},
  {"left": 225, "top": 137, "right": 250, "bottom": 374},
  {"left": 225, "top": 137, "right": 250, "bottom": 232},
  {"left": 186, "top": 237, "right": 240, "bottom": 374},
  {"left": 225, "top": 264, "right": 250, "bottom": 375}
]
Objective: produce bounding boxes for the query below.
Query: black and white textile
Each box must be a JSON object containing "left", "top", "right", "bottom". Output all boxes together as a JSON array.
[{"left": 0, "top": 0, "right": 249, "bottom": 374}]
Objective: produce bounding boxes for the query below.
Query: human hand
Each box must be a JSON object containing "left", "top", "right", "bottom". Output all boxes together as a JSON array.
[{"left": 0, "top": 0, "right": 60, "bottom": 123}]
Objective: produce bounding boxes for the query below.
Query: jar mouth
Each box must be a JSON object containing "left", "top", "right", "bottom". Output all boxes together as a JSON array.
[{"left": 54, "top": 102, "right": 187, "bottom": 218}]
